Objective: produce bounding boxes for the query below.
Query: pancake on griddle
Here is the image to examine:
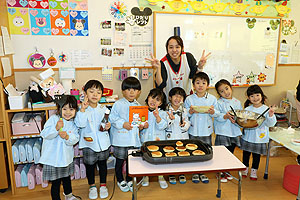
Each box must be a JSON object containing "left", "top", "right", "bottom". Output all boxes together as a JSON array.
[
  {"left": 176, "top": 146, "right": 186, "bottom": 151},
  {"left": 192, "top": 150, "right": 205, "bottom": 155},
  {"left": 163, "top": 146, "right": 175, "bottom": 153},
  {"left": 186, "top": 143, "right": 198, "bottom": 150},
  {"left": 178, "top": 151, "right": 190, "bottom": 156},
  {"left": 147, "top": 145, "right": 159, "bottom": 152},
  {"left": 165, "top": 152, "right": 177, "bottom": 157},
  {"left": 176, "top": 141, "right": 183, "bottom": 146},
  {"left": 151, "top": 151, "right": 163, "bottom": 157}
]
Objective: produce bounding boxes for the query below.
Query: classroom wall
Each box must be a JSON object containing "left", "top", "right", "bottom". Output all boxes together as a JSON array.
[{"left": 11, "top": 0, "right": 300, "bottom": 106}]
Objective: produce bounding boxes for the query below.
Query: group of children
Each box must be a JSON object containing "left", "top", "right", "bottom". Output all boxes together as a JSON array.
[{"left": 38, "top": 71, "right": 277, "bottom": 200}]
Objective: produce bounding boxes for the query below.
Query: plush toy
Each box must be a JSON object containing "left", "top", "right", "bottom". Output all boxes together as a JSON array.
[
  {"left": 28, "top": 81, "right": 44, "bottom": 103},
  {"left": 48, "top": 83, "right": 66, "bottom": 98}
]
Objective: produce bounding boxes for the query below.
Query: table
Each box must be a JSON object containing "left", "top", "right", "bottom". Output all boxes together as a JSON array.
[
  {"left": 128, "top": 146, "right": 246, "bottom": 200},
  {"left": 264, "top": 128, "right": 300, "bottom": 200}
]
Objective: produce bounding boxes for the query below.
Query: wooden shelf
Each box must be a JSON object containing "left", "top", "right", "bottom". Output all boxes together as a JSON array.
[
  {"left": 11, "top": 133, "right": 40, "bottom": 139},
  {"left": 14, "top": 160, "right": 35, "bottom": 165},
  {"left": 6, "top": 107, "right": 57, "bottom": 113}
]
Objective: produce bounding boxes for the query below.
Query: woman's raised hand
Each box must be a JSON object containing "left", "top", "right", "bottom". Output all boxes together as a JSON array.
[
  {"left": 198, "top": 50, "right": 212, "bottom": 68},
  {"left": 145, "top": 53, "right": 161, "bottom": 69}
]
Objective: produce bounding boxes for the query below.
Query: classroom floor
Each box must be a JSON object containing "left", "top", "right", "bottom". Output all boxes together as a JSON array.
[{"left": 0, "top": 147, "right": 298, "bottom": 200}]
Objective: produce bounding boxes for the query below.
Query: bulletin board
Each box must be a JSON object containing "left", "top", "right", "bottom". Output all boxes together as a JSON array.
[
  {"left": 154, "top": 12, "right": 281, "bottom": 86},
  {"left": 8, "top": 0, "right": 153, "bottom": 69}
]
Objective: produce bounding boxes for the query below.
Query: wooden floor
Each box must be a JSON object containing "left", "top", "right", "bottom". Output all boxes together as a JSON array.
[{"left": 0, "top": 147, "right": 298, "bottom": 200}]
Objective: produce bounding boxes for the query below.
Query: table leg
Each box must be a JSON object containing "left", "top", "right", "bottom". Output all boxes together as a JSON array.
[
  {"left": 264, "top": 139, "right": 271, "bottom": 179},
  {"left": 132, "top": 177, "right": 137, "bottom": 200},
  {"left": 238, "top": 171, "right": 242, "bottom": 200},
  {"left": 216, "top": 172, "right": 221, "bottom": 198}
]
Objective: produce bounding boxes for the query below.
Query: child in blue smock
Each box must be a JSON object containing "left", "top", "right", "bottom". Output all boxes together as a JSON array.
[
  {"left": 109, "top": 77, "right": 141, "bottom": 192},
  {"left": 140, "top": 88, "right": 168, "bottom": 189},
  {"left": 75, "top": 80, "right": 111, "bottom": 199},
  {"left": 184, "top": 72, "right": 219, "bottom": 184},
  {"left": 241, "top": 85, "right": 276, "bottom": 180},
  {"left": 214, "top": 79, "right": 243, "bottom": 183},
  {"left": 39, "top": 95, "right": 80, "bottom": 200},
  {"left": 166, "top": 87, "right": 190, "bottom": 185}
]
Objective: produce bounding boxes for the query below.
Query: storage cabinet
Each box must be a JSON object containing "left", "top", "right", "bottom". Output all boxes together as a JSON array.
[{"left": 5, "top": 107, "right": 55, "bottom": 194}]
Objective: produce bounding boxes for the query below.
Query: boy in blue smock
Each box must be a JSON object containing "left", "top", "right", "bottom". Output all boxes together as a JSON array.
[
  {"left": 184, "top": 72, "right": 219, "bottom": 184},
  {"left": 75, "top": 80, "right": 111, "bottom": 199},
  {"left": 39, "top": 95, "right": 80, "bottom": 200},
  {"left": 109, "top": 77, "right": 142, "bottom": 192}
]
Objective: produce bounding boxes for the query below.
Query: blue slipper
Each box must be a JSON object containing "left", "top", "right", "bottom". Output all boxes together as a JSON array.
[
  {"left": 200, "top": 174, "right": 209, "bottom": 184},
  {"left": 179, "top": 175, "right": 186, "bottom": 184},
  {"left": 169, "top": 175, "right": 176, "bottom": 184},
  {"left": 192, "top": 174, "right": 200, "bottom": 183}
]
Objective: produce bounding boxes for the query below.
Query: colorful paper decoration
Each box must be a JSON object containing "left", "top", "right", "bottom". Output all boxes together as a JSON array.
[
  {"left": 257, "top": 73, "right": 267, "bottom": 82},
  {"left": 127, "top": 7, "right": 152, "bottom": 26},
  {"left": 249, "top": 1, "right": 269, "bottom": 15},
  {"left": 188, "top": 0, "right": 208, "bottom": 12},
  {"left": 233, "top": 71, "right": 244, "bottom": 83},
  {"left": 50, "top": 9, "right": 70, "bottom": 35},
  {"left": 275, "top": 0, "right": 290, "bottom": 17},
  {"left": 246, "top": 71, "right": 257, "bottom": 84},
  {"left": 246, "top": 18, "right": 256, "bottom": 29},
  {"left": 110, "top": 1, "right": 127, "bottom": 20},
  {"left": 230, "top": 0, "right": 250, "bottom": 15},
  {"left": 69, "top": 10, "right": 89, "bottom": 36},
  {"left": 49, "top": 0, "right": 68, "bottom": 10},
  {"left": 7, "top": 0, "right": 29, "bottom": 8},
  {"left": 7, "top": 7, "right": 30, "bottom": 35},
  {"left": 28, "top": 0, "right": 49, "bottom": 9},
  {"left": 165, "top": 0, "right": 188, "bottom": 12},
  {"left": 69, "top": 0, "right": 88, "bottom": 11},
  {"left": 29, "top": 8, "right": 51, "bottom": 35},
  {"left": 209, "top": 0, "right": 230, "bottom": 13}
]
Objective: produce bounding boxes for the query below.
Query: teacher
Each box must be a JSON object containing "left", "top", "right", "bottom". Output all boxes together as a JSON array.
[{"left": 146, "top": 36, "right": 211, "bottom": 96}]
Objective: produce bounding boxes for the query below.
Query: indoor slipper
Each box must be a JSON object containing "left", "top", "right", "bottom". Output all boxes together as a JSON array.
[
  {"left": 192, "top": 174, "right": 200, "bottom": 183},
  {"left": 199, "top": 174, "right": 209, "bottom": 184},
  {"left": 169, "top": 176, "right": 177, "bottom": 184},
  {"left": 179, "top": 175, "right": 186, "bottom": 184}
]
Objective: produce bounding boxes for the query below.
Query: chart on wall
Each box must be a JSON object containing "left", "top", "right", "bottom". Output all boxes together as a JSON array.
[
  {"left": 154, "top": 12, "right": 281, "bottom": 86},
  {"left": 6, "top": 0, "right": 89, "bottom": 36}
]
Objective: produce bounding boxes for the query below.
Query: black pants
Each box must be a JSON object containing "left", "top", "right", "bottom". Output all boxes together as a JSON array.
[
  {"left": 51, "top": 176, "right": 72, "bottom": 200},
  {"left": 242, "top": 150, "right": 261, "bottom": 169},
  {"left": 115, "top": 158, "right": 132, "bottom": 183},
  {"left": 226, "top": 143, "right": 236, "bottom": 154},
  {"left": 85, "top": 160, "right": 108, "bottom": 185}
]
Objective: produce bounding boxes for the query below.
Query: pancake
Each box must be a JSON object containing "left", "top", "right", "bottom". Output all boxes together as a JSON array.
[
  {"left": 165, "top": 152, "right": 177, "bottom": 157},
  {"left": 176, "top": 146, "right": 186, "bottom": 152},
  {"left": 192, "top": 150, "right": 205, "bottom": 155},
  {"left": 151, "top": 151, "right": 163, "bottom": 158},
  {"left": 178, "top": 151, "right": 190, "bottom": 157},
  {"left": 163, "top": 146, "right": 175, "bottom": 153},
  {"left": 176, "top": 141, "right": 183, "bottom": 146},
  {"left": 186, "top": 143, "right": 198, "bottom": 150},
  {"left": 147, "top": 145, "right": 159, "bottom": 152}
]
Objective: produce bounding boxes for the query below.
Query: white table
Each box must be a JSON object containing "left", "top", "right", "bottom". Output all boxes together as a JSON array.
[
  {"left": 264, "top": 128, "right": 300, "bottom": 200},
  {"left": 128, "top": 146, "right": 246, "bottom": 200}
]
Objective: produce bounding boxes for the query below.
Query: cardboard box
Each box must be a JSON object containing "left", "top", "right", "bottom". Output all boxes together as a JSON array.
[{"left": 8, "top": 92, "right": 28, "bottom": 110}]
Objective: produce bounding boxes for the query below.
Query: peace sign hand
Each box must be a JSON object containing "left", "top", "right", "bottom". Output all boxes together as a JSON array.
[
  {"left": 80, "top": 96, "right": 89, "bottom": 112},
  {"left": 145, "top": 53, "right": 161, "bottom": 70},
  {"left": 198, "top": 50, "right": 212, "bottom": 69}
]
